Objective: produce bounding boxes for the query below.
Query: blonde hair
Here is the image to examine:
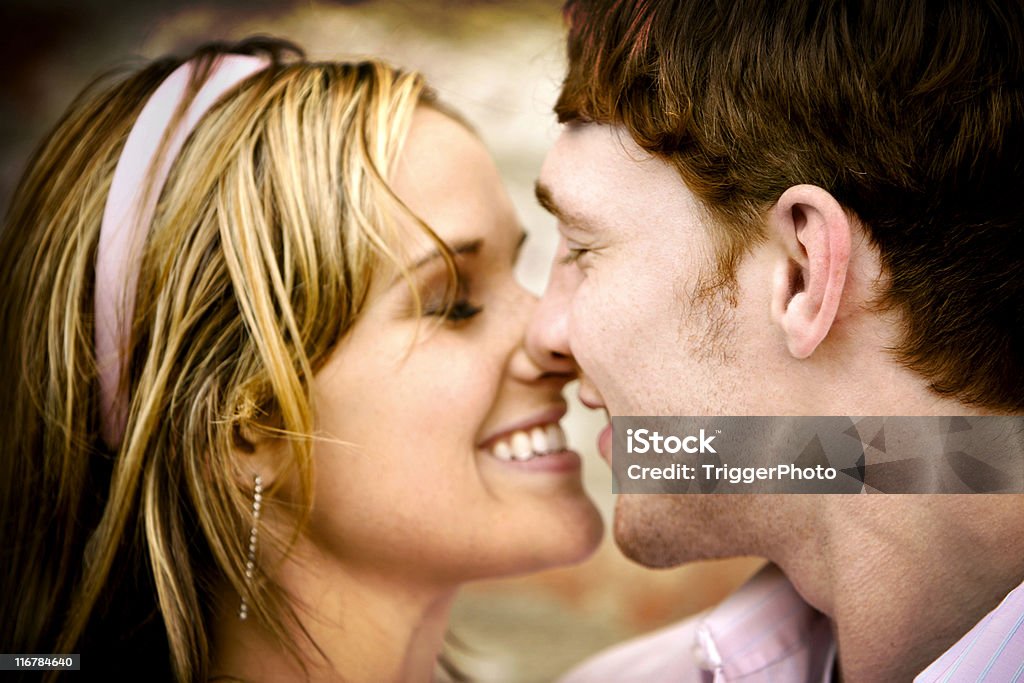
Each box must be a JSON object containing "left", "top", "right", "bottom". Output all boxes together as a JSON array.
[{"left": 0, "top": 37, "right": 457, "bottom": 680}]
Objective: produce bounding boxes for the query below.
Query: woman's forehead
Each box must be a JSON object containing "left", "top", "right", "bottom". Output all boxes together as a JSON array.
[{"left": 390, "top": 106, "right": 518, "bottom": 258}]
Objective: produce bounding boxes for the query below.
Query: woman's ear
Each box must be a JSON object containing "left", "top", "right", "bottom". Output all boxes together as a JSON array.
[
  {"left": 232, "top": 420, "right": 261, "bottom": 455},
  {"left": 768, "top": 185, "right": 852, "bottom": 359},
  {"left": 230, "top": 400, "right": 285, "bottom": 486}
]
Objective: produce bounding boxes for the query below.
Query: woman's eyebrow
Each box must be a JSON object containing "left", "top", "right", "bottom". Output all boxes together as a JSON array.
[
  {"left": 389, "top": 238, "right": 483, "bottom": 289},
  {"left": 411, "top": 238, "right": 483, "bottom": 270},
  {"left": 515, "top": 230, "right": 528, "bottom": 256}
]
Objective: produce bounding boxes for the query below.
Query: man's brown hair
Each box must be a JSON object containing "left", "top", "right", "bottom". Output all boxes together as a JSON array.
[{"left": 556, "top": 0, "right": 1024, "bottom": 411}]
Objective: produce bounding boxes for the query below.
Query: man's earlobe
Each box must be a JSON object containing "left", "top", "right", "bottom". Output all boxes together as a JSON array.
[{"left": 769, "top": 185, "right": 852, "bottom": 359}]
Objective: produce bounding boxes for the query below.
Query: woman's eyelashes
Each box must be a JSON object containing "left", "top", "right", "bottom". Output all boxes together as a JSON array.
[
  {"left": 421, "top": 275, "right": 484, "bottom": 323},
  {"left": 439, "top": 299, "right": 483, "bottom": 322},
  {"left": 422, "top": 297, "right": 483, "bottom": 323}
]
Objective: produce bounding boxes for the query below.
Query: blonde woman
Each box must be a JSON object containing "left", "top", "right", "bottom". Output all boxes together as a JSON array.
[{"left": 0, "top": 38, "right": 603, "bottom": 681}]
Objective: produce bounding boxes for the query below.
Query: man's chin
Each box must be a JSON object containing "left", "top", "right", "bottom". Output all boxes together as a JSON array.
[
  {"left": 612, "top": 521, "right": 689, "bottom": 568},
  {"left": 612, "top": 493, "right": 747, "bottom": 568}
]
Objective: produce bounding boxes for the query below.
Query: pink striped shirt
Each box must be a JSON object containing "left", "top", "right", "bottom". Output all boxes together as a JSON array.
[{"left": 561, "top": 564, "right": 1024, "bottom": 682}]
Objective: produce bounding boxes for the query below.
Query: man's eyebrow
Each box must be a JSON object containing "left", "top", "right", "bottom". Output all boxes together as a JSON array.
[
  {"left": 534, "top": 180, "right": 562, "bottom": 220},
  {"left": 534, "top": 180, "right": 590, "bottom": 232}
]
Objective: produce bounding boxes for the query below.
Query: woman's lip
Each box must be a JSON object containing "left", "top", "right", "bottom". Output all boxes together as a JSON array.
[
  {"left": 477, "top": 404, "right": 568, "bottom": 450},
  {"left": 486, "top": 449, "right": 582, "bottom": 473}
]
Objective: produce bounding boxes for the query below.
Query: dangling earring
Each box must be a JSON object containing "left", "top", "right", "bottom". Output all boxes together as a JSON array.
[{"left": 239, "top": 474, "right": 263, "bottom": 620}]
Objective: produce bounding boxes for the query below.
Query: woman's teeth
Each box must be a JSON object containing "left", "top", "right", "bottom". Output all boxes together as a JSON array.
[{"left": 489, "top": 424, "right": 567, "bottom": 462}]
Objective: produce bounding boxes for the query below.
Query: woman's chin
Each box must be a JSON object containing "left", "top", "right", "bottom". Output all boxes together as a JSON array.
[
  {"left": 501, "top": 498, "right": 605, "bottom": 577},
  {"left": 563, "top": 499, "right": 606, "bottom": 563}
]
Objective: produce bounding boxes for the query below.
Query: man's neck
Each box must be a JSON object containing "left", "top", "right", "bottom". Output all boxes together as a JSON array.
[{"left": 787, "top": 494, "right": 1024, "bottom": 682}]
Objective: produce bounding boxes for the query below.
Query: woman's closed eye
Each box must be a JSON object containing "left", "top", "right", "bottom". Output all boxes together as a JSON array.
[
  {"left": 427, "top": 298, "right": 483, "bottom": 322},
  {"left": 412, "top": 259, "right": 484, "bottom": 324},
  {"left": 420, "top": 273, "right": 483, "bottom": 322}
]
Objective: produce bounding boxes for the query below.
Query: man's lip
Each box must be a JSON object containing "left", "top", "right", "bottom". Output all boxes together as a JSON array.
[
  {"left": 598, "top": 423, "right": 613, "bottom": 463},
  {"left": 578, "top": 393, "right": 605, "bottom": 411},
  {"left": 477, "top": 404, "right": 568, "bottom": 450}
]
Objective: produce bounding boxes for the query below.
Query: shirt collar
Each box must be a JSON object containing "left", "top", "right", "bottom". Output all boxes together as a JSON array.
[
  {"left": 693, "top": 563, "right": 835, "bottom": 682},
  {"left": 914, "top": 576, "right": 1024, "bottom": 682},
  {"left": 692, "top": 564, "right": 1024, "bottom": 682}
]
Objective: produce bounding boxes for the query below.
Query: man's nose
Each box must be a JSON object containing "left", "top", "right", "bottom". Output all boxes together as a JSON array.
[{"left": 525, "top": 246, "right": 577, "bottom": 376}]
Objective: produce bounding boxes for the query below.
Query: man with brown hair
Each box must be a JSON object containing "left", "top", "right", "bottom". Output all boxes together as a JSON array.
[{"left": 526, "top": 1, "right": 1024, "bottom": 680}]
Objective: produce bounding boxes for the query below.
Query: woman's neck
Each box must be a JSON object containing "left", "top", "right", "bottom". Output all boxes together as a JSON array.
[{"left": 210, "top": 542, "right": 457, "bottom": 682}]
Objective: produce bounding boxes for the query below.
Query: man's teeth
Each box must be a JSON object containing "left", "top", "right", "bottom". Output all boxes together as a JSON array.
[{"left": 489, "top": 424, "right": 567, "bottom": 462}]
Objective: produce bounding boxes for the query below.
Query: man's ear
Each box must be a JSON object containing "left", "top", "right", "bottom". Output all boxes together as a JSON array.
[{"left": 769, "top": 185, "right": 852, "bottom": 359}]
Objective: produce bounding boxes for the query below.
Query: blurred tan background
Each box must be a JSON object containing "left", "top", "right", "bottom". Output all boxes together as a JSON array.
[{"left": 1, "top": 1, "right": 762, "bottom": 680}]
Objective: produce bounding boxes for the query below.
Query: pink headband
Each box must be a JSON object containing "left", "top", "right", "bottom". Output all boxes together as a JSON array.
[{"left": 95, "top": 54, "right": 270, "bottom": 449}]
